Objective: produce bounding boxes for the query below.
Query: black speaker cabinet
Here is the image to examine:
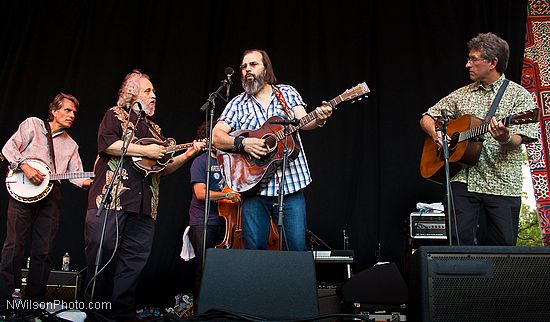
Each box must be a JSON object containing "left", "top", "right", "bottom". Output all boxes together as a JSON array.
[
  {"left": 198, "top": 249, "right": 319, "bottom": 320},
  {"left": 338, "top": 262, "right": 408, "bottom": 305},
  {"left": 410, "top": 246, "right": 550, "bottom": 322}
]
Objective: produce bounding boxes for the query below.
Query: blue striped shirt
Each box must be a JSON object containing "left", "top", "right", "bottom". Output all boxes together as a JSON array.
[{"left": 218, "top": 84, "right": 312, "bottom": 196}]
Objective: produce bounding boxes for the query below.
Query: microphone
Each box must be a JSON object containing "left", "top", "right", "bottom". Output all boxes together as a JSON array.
[
  {"left": 270, "top": 118, "right": 300, "bottom": 126},
  {"left": 133, "top": 102, "right": 146, "bottom": 116},
  {"left": 224, "top": 67, "right": 234, "bottom": 99},
  {"left": 437, "top": 109, "right": 450, "bottom": 128}
]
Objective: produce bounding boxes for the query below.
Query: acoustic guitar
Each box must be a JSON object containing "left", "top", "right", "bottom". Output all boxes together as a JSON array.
[
  {"left": 217, "top": 82, "right": 370, "bottom": 193},
  {"left": 131, "top": 138, "right": 207, "bottom": 176},
  {"left": 420, "top": 108, "right": 540, "bottom": 183},
  {"left": 5, "top": 159, "right": 94, "bottom": 203}
]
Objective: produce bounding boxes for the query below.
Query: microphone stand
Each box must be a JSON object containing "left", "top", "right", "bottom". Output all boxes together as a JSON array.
[
  {"left": 437, "top": 115, "right": 453, "bottom": 246},
  {"left": 275, "top": 127, "right": 292, "bottom": 251},
  {"left": 199, "top": 77, "right": 231, "bottom": 270},
  {"left": 306, "top": 229, "right": 332, "bottom": 250},
  {"left": 89, "top": 103, "right": 143, "bottom": 300}
]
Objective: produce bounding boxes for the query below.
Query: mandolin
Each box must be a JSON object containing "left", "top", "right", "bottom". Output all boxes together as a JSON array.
[{"left": 131, "top": 137, "right": 207, "bottom": 176}]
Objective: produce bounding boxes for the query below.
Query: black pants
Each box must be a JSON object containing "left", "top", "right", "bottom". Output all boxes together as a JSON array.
[
  {"left": 0, "top": 186, "right": 61, "bottom": 300},
  {"left": 450, "top": 182, "right": 521, "bottom": 246},
  {"left": 84, "top": 209, "right": 155, "bottom": 320},
  {"left": 188, "top": 225, "right": 225, "bottom": 304}
]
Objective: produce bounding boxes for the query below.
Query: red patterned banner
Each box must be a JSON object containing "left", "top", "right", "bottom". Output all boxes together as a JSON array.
[{"left": 524, "top": 0, "right": 550, "bottom": 245}]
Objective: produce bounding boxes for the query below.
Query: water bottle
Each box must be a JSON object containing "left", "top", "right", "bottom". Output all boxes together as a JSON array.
[
  {"left": 12, "top": 288, "right": 22, "bottom": 307},
  {"left": 62, "top": 252, "right": 70, "bottom": 271}
]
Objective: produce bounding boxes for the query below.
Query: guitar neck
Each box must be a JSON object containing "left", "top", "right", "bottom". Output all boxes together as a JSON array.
[
  {"left": 276, "top": 97, "right": 341, "bottom": 140},
  {"left": 50, "top": 172, "right": 94, "bottom": 181},
  {"left": 459, "top": 115, "right": 515, "bottom": 142},
  {"left": 167, "top": 142, "right": 194, "bottom": 153},
  {"left": 270, "top": 82, "right": 370, "bottom": 143}
]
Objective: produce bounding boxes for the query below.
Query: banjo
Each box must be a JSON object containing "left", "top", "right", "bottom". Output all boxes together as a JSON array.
[{"left": 5, "top": 159, "right": 94, "bottom": 203}]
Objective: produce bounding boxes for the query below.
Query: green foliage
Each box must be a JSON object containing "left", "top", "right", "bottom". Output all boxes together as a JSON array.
[{"left": 517, "top": 194, "right": 543, "bottom": 246}]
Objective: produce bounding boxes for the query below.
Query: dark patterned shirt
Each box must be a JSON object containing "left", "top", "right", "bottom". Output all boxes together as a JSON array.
[
  {"left": 87, "top": 106, "right": 162, "bottom": 218},
  {"left": 425, "top": 75, "right": 539, "bottom": 196}
]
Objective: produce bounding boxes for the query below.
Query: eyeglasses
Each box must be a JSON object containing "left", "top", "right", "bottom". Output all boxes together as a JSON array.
[
  {"left": 467, "top": 56, "right": 487, "bottom": 63},
  {"left": 240, "top": 61, "right": 263, "bottom": 70}
]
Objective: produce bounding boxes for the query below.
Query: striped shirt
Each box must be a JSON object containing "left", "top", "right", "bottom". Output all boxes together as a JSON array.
[
  {"left": 218, "top": 84, "right": 312, "bottom": 196},
  {"left": 425, "top": 75, "right": 539, "bottom": 196}
]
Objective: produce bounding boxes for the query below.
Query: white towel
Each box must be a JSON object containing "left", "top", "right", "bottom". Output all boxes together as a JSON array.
[
  {"left": 180, "top": 226, "right": 195, "bottom": 261},
  {"left": 416, "top": 202, "right": 444, "bottom": 213}
]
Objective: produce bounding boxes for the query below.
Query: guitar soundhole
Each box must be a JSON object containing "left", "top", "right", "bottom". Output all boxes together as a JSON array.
[
  {"left": 449, "top": 133, "right": 460, "bottom": 150},
  {"left": 263, "top": 134, "right": 277, "bottom": 152}
]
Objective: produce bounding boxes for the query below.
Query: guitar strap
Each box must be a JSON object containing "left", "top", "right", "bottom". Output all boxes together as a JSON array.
[
  {"left": 272, "top": 85, "right": 294, "bottom": 118},
  {"left": 44, "top": 120, "right": 57, "bottom": 173},
  {"left": 144, "top": 118, "right": 166, "bottom": 141},
  {"left": 484, "top": 79, "right": 510, "bottom": 121}
]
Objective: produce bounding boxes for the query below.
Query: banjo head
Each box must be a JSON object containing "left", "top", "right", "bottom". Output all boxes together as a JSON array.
[{"left": 5, "top": 159, "right": 53, "bottom": 203}]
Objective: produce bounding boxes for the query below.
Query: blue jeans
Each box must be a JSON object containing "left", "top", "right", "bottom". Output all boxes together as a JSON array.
[{"left": 242, "top": 190, "right": 307, "bottom": 251}]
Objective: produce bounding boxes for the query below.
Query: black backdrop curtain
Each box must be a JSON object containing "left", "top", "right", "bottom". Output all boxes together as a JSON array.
[{"left": 0, "top": 0, "right": 527, "bottom": 306}]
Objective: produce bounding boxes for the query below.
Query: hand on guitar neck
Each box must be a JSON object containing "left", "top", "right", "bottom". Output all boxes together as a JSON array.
[
  {"left": 214, "top": 82, "right": 370, "bottom": 193},
  {"left": 216, "top": 102, "right": 333, "bottom": 161},
  {"left": 488, "top": 116, "right": 516, "bottom": 146},
  {"left": 420, "top": 108, "right": 540, "bottom": 182}
]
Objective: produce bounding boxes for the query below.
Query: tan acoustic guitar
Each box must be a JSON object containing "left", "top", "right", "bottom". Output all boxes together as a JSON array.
[{"left": 420, "top": 108, "right": 540, "bottom": 183}]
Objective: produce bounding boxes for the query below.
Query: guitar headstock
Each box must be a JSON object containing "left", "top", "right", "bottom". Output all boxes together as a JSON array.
[
  {"left": 331, "top": 82, "right": 370, "bottom": 109},
  {"left": 510, "top": 108, "right": 541, "bottom": 125}
]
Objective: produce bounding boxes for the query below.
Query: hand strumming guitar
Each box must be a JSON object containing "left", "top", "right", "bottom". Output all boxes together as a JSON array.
[{"left": 242, "top": 137, "right": 268, "bottom": 160}]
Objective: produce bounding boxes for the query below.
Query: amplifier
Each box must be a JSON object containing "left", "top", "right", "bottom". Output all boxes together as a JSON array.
[
  {"left": 410, "top": 213, "right": 447, "bottom": 239},
  {"left": 21, "top": 268, "right": 83, "bottom": 301},
  {"left": 353, "top": 304, "right": 407, "bottom": 321}
]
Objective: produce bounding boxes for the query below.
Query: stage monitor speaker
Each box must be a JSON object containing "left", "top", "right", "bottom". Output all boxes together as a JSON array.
[
  {"left": 337, "top": 262, "right": 408, "bottom": 305},
  {"left": 197, "top": 249, "right": 319, "bottom": 320},
  {"left": 410, "top": 246, "right": 550, "bottom": 322}
]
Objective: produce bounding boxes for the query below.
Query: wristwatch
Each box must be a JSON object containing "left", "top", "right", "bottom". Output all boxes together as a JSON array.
[{"left": 9, "top": 161, "right": 20, "bottom": 171}]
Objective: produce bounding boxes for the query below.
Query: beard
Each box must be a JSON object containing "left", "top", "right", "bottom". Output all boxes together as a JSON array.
[
  {"left": 135, "top": 97, "right": 155, "bottom": 116},
  {"left": 242, "top": 72, "right": 266, "bottom": 96}
]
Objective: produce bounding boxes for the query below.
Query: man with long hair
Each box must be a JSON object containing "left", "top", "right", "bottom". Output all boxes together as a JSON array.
[
  {"left": 84, "top": 70, "right": 204, "bottom": 320},
  {"left": 213, "top": 49, "right": 332, "bottom": 251}
]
